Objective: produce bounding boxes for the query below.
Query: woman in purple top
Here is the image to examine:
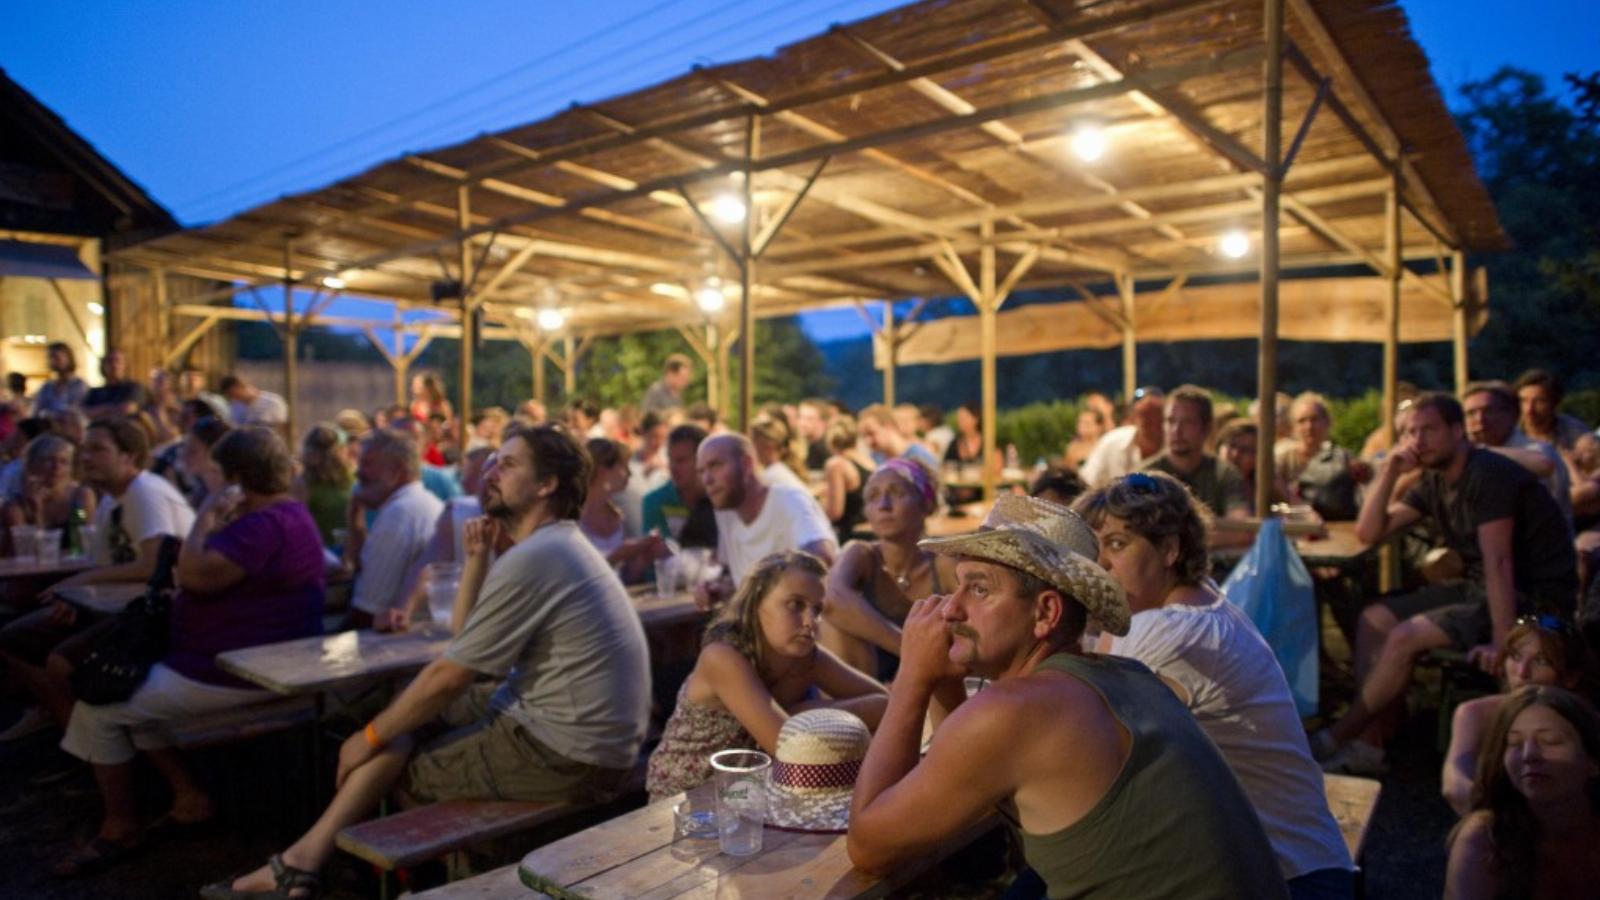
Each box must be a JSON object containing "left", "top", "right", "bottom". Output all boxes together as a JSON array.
[{"left": 54, "top": 426, "right": 325, "bottom": 875}]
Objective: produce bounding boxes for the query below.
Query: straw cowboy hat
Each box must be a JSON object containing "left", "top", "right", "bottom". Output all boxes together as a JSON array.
[
  {"left": 919, "top": 493, "right": 1130, "bottom": 636},
  {"left": 767, "top": 709, "right": 872, "bottom": 833}
]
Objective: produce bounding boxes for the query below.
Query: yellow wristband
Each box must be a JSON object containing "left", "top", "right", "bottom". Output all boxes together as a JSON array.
[{"left": 364, "top": 722, "right": 384, "bottom": 750}]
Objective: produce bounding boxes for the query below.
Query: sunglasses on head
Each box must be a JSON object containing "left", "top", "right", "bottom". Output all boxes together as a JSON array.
[
  {"left": 1516, "top": 613, "right": 1576, "bottom": 637},
  {"left": 1132, "top": 386, "right": 1164, "bottom": 402}
]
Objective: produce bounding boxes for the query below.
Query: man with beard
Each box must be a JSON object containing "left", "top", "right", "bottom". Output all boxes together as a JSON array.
[
  {"left": 209, "top": 425, "right": 650, "bottom": 899},
  {"left": 641, "top": 424, "right": 718, "bottom": 550},
  {"left": 1463, "top": 380, "right": 1572, "bottom": 523},
  {"left": 1137, "top": 386, "right": 1250, "bottom": 537},
  {"left": 847, "top": 495, "right": 1286, "bottom": 899},
  {"left": 1311, "top": 393, "right": 1577, "bottom": 775},
  {"left": 697, "top": 433, "right": 834, "bottom": 588}
]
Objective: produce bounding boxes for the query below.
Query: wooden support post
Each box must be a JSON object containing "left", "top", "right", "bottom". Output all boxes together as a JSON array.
[
  {"left": 1381, "top": 169, "right": 1401, "bottom": 448},
  {"left": 717, "top": 325, "right": 735, "bottom": 417},
  {"left": 705, "top": 324, "right": 720, "bottom": 411},
  {"left": 532, "top": 340, "right": 547, "bottom": 405},
  {"left": 1450, "top": 249, "right": 1468, "bottom": 392},
  {"left": 563, "top": 334, "right": 576, "bottom": 398},
  {"left": 1378, "top": 165, "right": 1404, "bottom": 593},
  {"left": 737, "top": 115, "right": 758, "bottom": 431},
  {"left": 282, "top": 242, "right": 299, "bottom": 443},
  {"left": 153, "top": 268, "right": 171, "bottom": 375},
  {"left": 457, "top": 186, "right": 475, "bottom": 450},
  {"left": 392, "top": 308, "right": 409, "bottom": 407},
  {"left": 1256, "top": 0, "right": 1284, "bottom": 517},
  {"left": 882, "top": 301, "right": 896, "bottom": 406},
  {"left": 1117, "top": 275, "right": 1137, "bottom": 405},
  {"left": 979, "top": 219, "right": 998, "bottom": 501}
]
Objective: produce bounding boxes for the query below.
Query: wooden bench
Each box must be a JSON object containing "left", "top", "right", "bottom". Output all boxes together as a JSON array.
[
  {"left": 130, "top": 695, "right": 319, "bottom": 750},
  {"left": 1324, "top": 772, "right": 1382, "bottom": 898}
]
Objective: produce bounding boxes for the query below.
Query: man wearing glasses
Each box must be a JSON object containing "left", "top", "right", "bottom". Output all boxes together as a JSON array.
[{"left": 1310, "top": 392, "right": 1577, "bottom": 775}]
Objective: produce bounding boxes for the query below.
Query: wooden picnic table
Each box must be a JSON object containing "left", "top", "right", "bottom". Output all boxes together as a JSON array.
[
  {"left": 518, "top": 784, "right": 992, "bottom": 900},
  {"left": 218, "top": 588, "right": 706, "bottom": 697},
  {"left": 1211, "top": 520, "right": 1373, "bottom": 569},
  {"left": 0, "top": 556, "right": 93, "bottom": 606},
  {"left": 217, "top": 625, "right": 455, "bottom": 696},
  {"left": 55, "top": 581, "right": 145, "bottom": 614}
]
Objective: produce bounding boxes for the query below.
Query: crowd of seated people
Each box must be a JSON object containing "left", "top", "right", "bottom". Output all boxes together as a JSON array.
[{"left": 7, "top": 346, "right": 1600, "bottom": 898}]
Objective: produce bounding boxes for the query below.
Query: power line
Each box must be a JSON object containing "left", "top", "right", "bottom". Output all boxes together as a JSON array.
[{"left": 181, "top": 0, "right": 899, "bottom": 222}]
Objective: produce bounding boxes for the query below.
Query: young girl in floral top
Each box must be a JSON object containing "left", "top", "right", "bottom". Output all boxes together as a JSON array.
[{"left": 646, "top": 551, "right": 887, "bottom": 801}]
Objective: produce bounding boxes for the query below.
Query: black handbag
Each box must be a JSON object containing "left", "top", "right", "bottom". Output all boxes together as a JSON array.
[{"left": 70, "top": 536, "right": 182, "bottom": 706}]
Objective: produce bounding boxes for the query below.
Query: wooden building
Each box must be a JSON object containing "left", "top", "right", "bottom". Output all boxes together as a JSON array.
[{"left": 107, "top": 0, "right": 1506, "bottom": 507}]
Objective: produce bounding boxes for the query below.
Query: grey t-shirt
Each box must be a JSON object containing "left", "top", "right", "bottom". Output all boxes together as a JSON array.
[
  {"left": 444, "top": 520, "right": 651, "bottom": 770},
  {"left": 1141, "top": 452, "right": 1248, "bottom": 517}
]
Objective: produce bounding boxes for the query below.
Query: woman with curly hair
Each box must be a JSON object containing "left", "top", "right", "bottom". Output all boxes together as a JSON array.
[
  {"left": 1445, "top": 685, "right": 1600, "bottom": 899},
  {"left": 646, "top": 551, "right": 886, "bottom": 801}
]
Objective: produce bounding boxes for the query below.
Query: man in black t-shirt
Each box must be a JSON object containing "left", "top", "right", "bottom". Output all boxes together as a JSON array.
[
  {"left": 1138, "top": 385, "right": 1249, "bottom": 523},
  {"left": 1311, "top": 393, "right": 1577, "bottom": 775}
]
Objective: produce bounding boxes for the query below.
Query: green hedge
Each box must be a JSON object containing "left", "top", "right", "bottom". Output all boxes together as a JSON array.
[{"left": 981, "top": 387, "right": 1600, "bottom": 469}]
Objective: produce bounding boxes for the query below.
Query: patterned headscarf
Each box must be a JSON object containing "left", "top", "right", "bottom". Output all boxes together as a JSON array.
[{"left": 878, "top": 457, "right": 936, "bottom": 510}]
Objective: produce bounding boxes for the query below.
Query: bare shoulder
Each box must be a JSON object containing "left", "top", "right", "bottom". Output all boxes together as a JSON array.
[
  {"left": 1451, "top": 811, "right": 1495, "bottom": 853},
  {"left": 960, "top": 669, "right": 1111, "bottom": 731}
]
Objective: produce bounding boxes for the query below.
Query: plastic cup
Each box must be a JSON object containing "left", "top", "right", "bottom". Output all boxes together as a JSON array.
[
  {"left": 424, "top": 562, "right": 463, "bottom": 626},
  {"left": 9, "top": 526, "right": 37, "bottom": 564},
  {"left": 75, "top": 524, "right": 98, "bottom": 562},
  {"left": 35, "top": 529, "right": 62, "bottom": 566},
  {"left": 654, "top": 557, "right": 680, "bottom": 599},
  {"left": 680, "top": 547, "right": 711, "bottom": 587},
  {"left": 709, "top": 749, "right": 769, "bottom": 856}
]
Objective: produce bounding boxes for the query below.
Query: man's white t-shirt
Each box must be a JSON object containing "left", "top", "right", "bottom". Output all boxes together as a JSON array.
[
  {"left": 94, "top": 471, "right": 197, "bottom": 566},
  {"left": 1080, "top": 425, "right": 1160, "bottom": 488},
  {"left": 714, "top": 483, "right": 837, "bottom": 585},
  {"left": 352, "top": 480, "right": 445, "bottom": 616},
  {"left": 233, "top": 390, "right": 288, "bottom": 427},
  {"left": 761, "top": 461, "right": 809, "bottom": 493},
  {"left": 1108, "top": 597, "right": 1351, "bottom": 880}
]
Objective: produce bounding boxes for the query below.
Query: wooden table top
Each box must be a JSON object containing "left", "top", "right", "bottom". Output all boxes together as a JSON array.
[
  {"left": 217, "top": 625, "right": 455, "bottom": 696},
  {"left": 1211, "top": 520, "right": 1372, "bottom": 568},
  {"left": 519, "top": 786, "right": 988, "bottom": 900},
  {"left": 0, "top": 556, "right": 93, "bottom": 580},
  {"left": 218, "top": 588, "right": 704, "bottom": 696},
  {"left": 56, "top": 582, "right": 144, "bottom": 614}
]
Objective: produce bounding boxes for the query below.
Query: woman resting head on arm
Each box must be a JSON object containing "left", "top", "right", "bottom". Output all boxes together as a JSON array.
[
  {"left": 1445, "top": 685, "right": 1600, "bottom": 900},
  {"left": 820, "top": 459, "right": 955, "bottom": 679},
  {"left": 1, "top": 434, "right": 96, "bottom": 553},
  {"left": 646, "top": 551, "right": 887, "bottom": 802},
  {"left": 1443, "top": 616, "right": 1592, "bottom": 817}
]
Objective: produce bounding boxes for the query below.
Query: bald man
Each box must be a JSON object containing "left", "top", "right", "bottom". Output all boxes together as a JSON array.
[{"left": 696, "top": 433, "right": 836, "bottom": 586}]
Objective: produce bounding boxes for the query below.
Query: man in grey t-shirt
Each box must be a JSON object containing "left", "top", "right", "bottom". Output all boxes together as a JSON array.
[{"left": 212, "top": 425, "right": 651, "bottom": 898}]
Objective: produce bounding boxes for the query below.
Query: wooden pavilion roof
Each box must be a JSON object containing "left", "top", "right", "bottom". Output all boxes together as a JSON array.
[{"left": 110, "top": 0, "right": 1505, "bottom": 338}]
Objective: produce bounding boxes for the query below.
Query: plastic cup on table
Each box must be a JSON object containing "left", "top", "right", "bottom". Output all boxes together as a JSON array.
[
  {"left": 424, "top": 562, "right": 463, "bottom": 627},
  {"left": 35, "top": 529, "right": 63, "bottom": 566},
  {"left": 654, "top": 556, "right": 680, "bottom": 599},
  {"left": 72, "top": 524, "right": 98, "bottom": 561},
  {"left": 709, "top": 749, "right": 770, "bottom": 857},
  {"left": 9, "top": 526, "right": 37, "bottom": 564}
]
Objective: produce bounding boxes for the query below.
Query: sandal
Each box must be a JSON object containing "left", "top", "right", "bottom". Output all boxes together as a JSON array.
[
  {"left": 199, "top": 853, "right": 322, "bottom": 899},
  {"left": 53, "top": 834, "right": 143, "bottom": 877}
]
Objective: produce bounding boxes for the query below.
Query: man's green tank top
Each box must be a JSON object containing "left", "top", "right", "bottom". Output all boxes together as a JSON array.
[{"left": 1017, "top": 652, "right": 1289, "bottom": 899}]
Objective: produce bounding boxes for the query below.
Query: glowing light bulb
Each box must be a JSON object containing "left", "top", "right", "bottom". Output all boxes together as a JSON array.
[
  {"left": 1219, "top": 230, "right": 1250, "bottom": 259},
  {"left": 1069, "top": 123, "right": 1108, "bottom": 162},
  {"left": 537, "top": 308, "right": 566, "bottom": 331},
  {"left": 695, "top": 278, "right": 726, "bottom": 313},
  {"left": 709, "top": 194, "right": 746, "bottom": 224}
]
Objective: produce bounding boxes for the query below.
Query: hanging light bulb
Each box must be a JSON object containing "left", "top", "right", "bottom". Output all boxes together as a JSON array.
[
  {"left": 1069, "top": 123, "right": 1109, "bottom": 162},
  {"left": 321, "top": 276, "right": 346, "bottom": 289},
  {"left": 1219, "top": 229, "right": 1251, "bottom": 259},
  {"left": 709, "top": 194, "right": 747, "bottom": 224},
  {"left": 695, "top": 277, "right": 726, "bottom": 313},
  {"left": 537, "top": 308, "right": 566, "bottom": 331}
]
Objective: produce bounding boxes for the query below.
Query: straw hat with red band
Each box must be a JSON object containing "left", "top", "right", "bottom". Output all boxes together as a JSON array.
[
  {"left": 918, "top": 493, "right": 1130, "bottom": 636},
  {"left": 766, "top": 709, "right": 871, "bottom": 833}
]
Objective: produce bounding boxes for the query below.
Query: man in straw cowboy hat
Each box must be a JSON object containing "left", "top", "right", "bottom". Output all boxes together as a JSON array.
[{"left": 847, "top": 494, "right": 1288, "bottom": 899}]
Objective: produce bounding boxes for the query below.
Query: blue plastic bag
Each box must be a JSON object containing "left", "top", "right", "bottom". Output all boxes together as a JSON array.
[{"left": 1220, "top": 518, "right": 1319, "bottom": 717}]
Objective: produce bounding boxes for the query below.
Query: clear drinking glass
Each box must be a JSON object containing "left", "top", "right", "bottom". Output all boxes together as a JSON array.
[
  {"left": 654, "top": 556, "right": 680, "bottom": 598},
  {"left": 35, "top": 529, "right": 62, "bottom": 566},
  {"left": 9, "top": 525, "right": 37, "bottom": 564},
  {"left": 709, "top": 749, "right": 769, "bottom": 856},
  {"left": 74, "top": 524, "right": 98, "bottom": 562},
  {"left": 424, "top": 562, "right": 463, "bottom": 627}
]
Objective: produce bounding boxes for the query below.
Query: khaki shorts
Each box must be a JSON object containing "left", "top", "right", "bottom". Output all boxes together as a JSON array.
[{"left": 400, "top": 684, "right": 632, "bottom": 806}]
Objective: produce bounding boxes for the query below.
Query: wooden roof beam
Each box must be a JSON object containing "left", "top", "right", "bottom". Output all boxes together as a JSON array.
[{"left": 1284, "top": 0, "right": 1459, "bottom": 247}]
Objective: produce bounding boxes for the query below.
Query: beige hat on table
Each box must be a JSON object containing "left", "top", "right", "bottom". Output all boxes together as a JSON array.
[
  {"left": 766, "top": 709, "right": 872, "bottom": 833},
  {"left": 919, "top": 493, "right": 1130, "bottom": 636}
]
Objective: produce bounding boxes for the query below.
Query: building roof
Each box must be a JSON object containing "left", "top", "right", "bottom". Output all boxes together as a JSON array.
[{"left": 110, "top": 0, "right": 1504, "bottom": 336}]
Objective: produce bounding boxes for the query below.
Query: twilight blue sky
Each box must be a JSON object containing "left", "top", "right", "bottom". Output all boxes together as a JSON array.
[{"left": 3, "top": 0, "right": 1595, "bottom": 341}]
